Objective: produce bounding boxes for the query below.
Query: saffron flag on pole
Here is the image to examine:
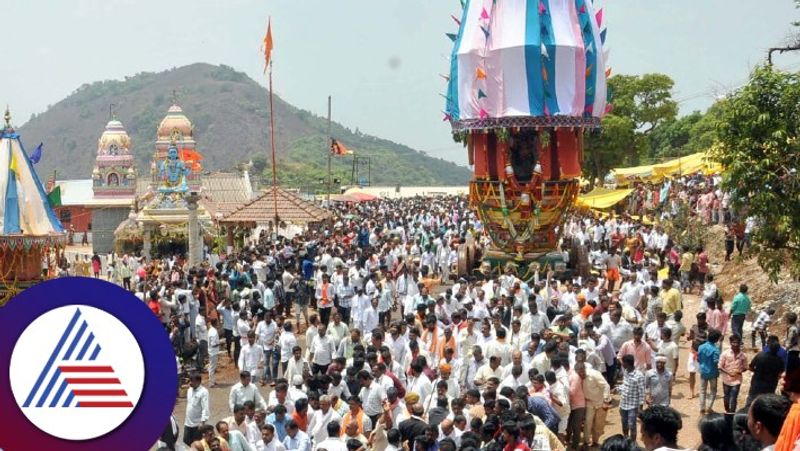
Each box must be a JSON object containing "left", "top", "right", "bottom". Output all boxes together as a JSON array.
[
  {"left": 263, "top": 18, "right": 274, "bottom": 73},
  {"left": 330, "top": 139, "right": 353, "bottom": 156}
]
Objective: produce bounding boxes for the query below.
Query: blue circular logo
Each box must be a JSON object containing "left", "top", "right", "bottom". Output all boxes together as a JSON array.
[{"left": 0, "top": 278, "right": 177, "bottom": 450}]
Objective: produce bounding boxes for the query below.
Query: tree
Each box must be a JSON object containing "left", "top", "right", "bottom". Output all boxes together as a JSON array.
[
  {"left": 609, "top": 73, "right": 678, "bottom": 138},
  {"left": 714, "top": 65, "right": 800, "bottom": 280},
  {"left": 582, "top": 114, "right": 636, "bottom": 187},
  {"left": 648, "top": 111, "right": 703, "bottom": 159},
  {"left": 583, "top": 73, "right": 678, "bottom": 186}
]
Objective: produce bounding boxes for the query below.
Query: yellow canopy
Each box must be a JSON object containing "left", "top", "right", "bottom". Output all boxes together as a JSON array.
[
  {"left": 611, "top": 151, "right": 722, "bottom": 185},
  {"left": 610, "top": 164, "right": 654, "bottom": 183},
  {"left": 576, "top": 187, "right": 634, "bottom": 209}
]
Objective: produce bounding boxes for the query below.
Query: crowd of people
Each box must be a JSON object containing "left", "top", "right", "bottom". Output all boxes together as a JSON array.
[{"left": 78, "top": 190, "right": 797, "bottom": 451}]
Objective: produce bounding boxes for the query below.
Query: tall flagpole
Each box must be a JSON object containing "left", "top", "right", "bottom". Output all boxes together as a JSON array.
[
  {"left": 326, "top": 95, "right": 332, "bottom": 204},
  {"left": 269, "top": 59, "right": 279, "bottom": 227}
]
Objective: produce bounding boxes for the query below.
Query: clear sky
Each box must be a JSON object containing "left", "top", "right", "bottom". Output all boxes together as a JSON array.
[{"left": 2, "top": 0, "right": 799, "bottom": 166}]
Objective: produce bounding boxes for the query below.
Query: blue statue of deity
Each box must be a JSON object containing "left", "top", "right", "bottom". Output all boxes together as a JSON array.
[{"left": 159, "top": 145, "right": 190, "bottom": 193}]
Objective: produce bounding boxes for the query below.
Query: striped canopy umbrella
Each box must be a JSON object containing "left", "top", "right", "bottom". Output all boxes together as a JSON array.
[{"left": 446, "top": 0, "right": 611, "bottom": 131}]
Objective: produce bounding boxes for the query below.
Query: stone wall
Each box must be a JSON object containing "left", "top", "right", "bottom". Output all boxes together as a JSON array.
[{"left": 91, "top": 207, "right": 130, "bottom": 254}]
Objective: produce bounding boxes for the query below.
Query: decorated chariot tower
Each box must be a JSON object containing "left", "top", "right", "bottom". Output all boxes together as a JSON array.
[{"left": 445, "top": 0, "right": 611, "bottom": 277}]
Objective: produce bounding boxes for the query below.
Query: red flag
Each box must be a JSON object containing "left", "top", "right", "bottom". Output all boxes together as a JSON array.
[{"left": 263, "top": 19, "right": 274, "bottom": 73}]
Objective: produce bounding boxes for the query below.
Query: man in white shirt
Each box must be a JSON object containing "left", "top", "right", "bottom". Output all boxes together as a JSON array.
[
  {"left": 356, "top": 370, "right": 386, "bottom": 426},
  {"left": 184, "top": 372, "right": 210, "bottom": 447},
  {"left": 230, "top": 371, "right": 267, "bottom": 413},
  {"left": 283, "top": 420, "right": 312, "bottom": 451},
  {"left": 310, "top": 324, "right": 336, "bottom": 374},
  {"left": 208, "top": 318, "right": 221, "bottom": 387},
  {"left": 256, "top": 312, "right": 279, "bottom": 384},
  {"left": 314, "top": 422, "right": 348, "bottom": 451},
  {"left": 195, "top": 312, "right": 209, "bottom": 372},
  {"left": 224, "top": 403, "right": 261, "bottom": 447},
  {"left": 407, "top": 361, "right": 433, "bottom": 403},
  {"left": 239, "top": 332, "right": 265, "bottom": 382},
  {"left": 308, "top": 395, "right": 343, "bottom": 444},
  {"left": 256, "top": 423, "right": 286, "bottom": 451}
]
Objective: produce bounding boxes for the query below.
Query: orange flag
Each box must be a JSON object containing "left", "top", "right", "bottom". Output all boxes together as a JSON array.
[
  {"left": 180, "top": 149, "right": 204, "bottom": 162},
  {"left": 331, "top": 139, "right": 353, "bottom": 156},
  {"left": 476, "top": 67, "right": 486, "bottom": 80},
  {"left": 263, "top": 19, "right": 274, "bottom": 73}
]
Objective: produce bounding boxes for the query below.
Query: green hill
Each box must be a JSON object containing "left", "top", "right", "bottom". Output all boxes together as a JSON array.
[{"left": 18, "top": 63, "right": 470, "bottom": 188}]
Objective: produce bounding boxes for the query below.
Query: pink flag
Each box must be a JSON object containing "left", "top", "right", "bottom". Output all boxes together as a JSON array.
[
  {"left": 480, "top": 7, "right": 490, "bottom": 20},
  {"left": 595, "top": 9, "right": 603, "bottom": 26},
  {"left": 451, "top": 14, "right": 461, "bottom": 26},
  {"left": 479, "top": 108, "right": 488, "bottom": 120},
  {"left": 443, "top": 113, "right": 452, "bottom": 122},
  {"left": 604, "top": 104, "right": 614, "bottom": 115},
  {"left": 538, "top": 2, "right": 546, "bottom": 14},
  {"left": 544, "top": 104, "right": 550, "bottom": 116},
  {"left": 579, "top": 4, "right": 586, "bottom": 13}
]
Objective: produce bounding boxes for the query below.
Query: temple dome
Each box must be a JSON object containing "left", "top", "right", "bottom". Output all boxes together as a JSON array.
[
  {"left": 157, "top": 104, "right": 193, "bottom": 141},
  {"left": 97, "top": 119, "right": 131, "bottom": 155}
]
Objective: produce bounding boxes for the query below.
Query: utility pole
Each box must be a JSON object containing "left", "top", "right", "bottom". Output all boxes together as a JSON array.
[{"left": 326, "top": 95, "right": 332, "bottom": 203}]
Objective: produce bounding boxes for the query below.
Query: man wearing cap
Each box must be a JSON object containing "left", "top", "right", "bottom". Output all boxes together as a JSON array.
[{"left": 645, "top": 355, "right": 673, "bottom": 407}]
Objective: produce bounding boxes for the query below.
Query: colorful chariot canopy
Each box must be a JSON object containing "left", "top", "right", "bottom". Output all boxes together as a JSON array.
[
  {"left": 0, "top": 110, "right": 64, "bottom": 237},
  {"left": 446, "top": 0, "right": 610, "bottom": 132}
]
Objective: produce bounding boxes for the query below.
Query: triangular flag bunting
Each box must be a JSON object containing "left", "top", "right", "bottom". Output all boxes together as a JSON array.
[
  {"left": 538, "top": 1, "right": 546, "bottom": 14},
  {"left": 478, "top": 89, "right": 487, "bottom": 99},
  {"left": 543, "top": 104, "right": 550, "bottom": 116},
  {"left": 541, "top": 43, "right": 549, "bottom": 59},
  {"left": 443, "top": 113, "right": 452, "bottom": 122},
  {"left": 479, "top": 108, "right": 489, "bottom": 120},
  {"left": 600, "top": 29, "right": 607, "bottom": 44},
  {"left": 460, "top": 0, "right": 465, "bottom": 8},
  {"left": 440, "top": 74, "right": 451, "bottom": 82},
  {"left": 541, "top": 25, "right": 548, "bottom": 36},
  {"left": 541, "top": 67, "right": 548, "bottom": 82},
  {"left": 476, "top": 67, "right": 487, "bottom": 79},
  {"left": 480, "top": 7, "right": 490, "bottom": 19},
  {"left": 585, "top": 104, "right": 594, "bottom": 114},
  {"left": 586, "top": 41, "right": 595, "bottom": 54},
  {"left": 579, "top": 4, "right": 586, "bottom": 13},
  {"left": 605, "top": 67, "right": 612, "bottom": 78},
  {"left": 585, "top": 64, "right": 593, "bottom": 78},
  {"left": 446, "top": 32, "right": 458, "bottom": 42},
  {"left": 595, "top": 9, "right": 603, "bottom": 26},
  {"left": 480, "top": 25, "right": 490, "bottom": 39},
  {"left": 451, "top": 15, "right": 461, "bottom": 26},
  {"left": 586, "top": 87, "right": 595, "bottom": 96}
]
